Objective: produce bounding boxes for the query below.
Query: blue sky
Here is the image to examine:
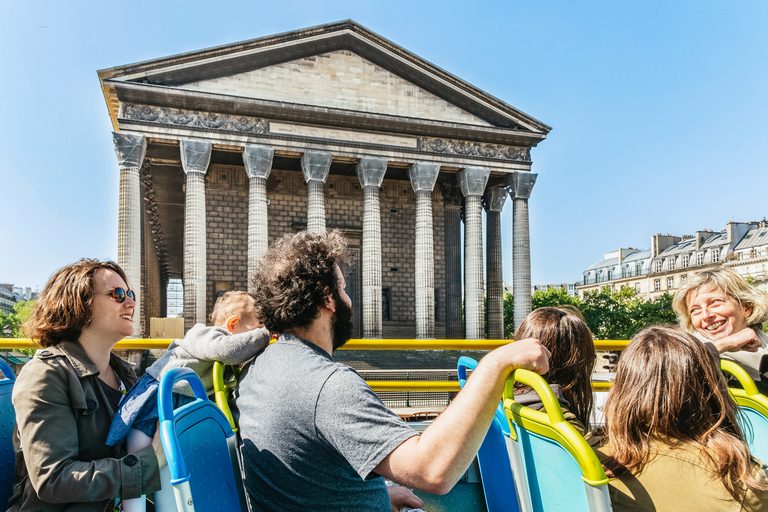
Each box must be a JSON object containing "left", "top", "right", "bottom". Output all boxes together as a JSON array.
[{"left": 1, "top": 1, "right": 767, "bottom": 291}]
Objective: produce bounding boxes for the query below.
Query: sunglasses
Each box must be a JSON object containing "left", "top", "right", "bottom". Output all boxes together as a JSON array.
[{"left": 95, "top": 287, "right": 136, "bottom": 304}]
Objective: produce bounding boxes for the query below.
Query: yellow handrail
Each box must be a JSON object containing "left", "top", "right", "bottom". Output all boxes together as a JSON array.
[
  {"left": 0, "top": 338, "right": 632, "bottom": 351},
  {"left": 1, "top": 338, "right": 623, "bottom": 392}
]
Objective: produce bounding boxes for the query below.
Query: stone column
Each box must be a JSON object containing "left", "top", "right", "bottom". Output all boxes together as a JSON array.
[
  {"left": 356, "top": 157, "right": 388, "bottom": 338},
  {"left": 484, "top": 187, "right": 507, "bottom": 339},
  {"left": 440, "top": 184, "right": 464, "bottom": 339},
  {"left": 301, "top": 151, "right": 332, "bottom": 233},
  {"left": 409, "top": 162, "right": 441, "bottom": 339},
  {"left": 243, "top": 145, "right": 274, "bottom": 292},
  {"left": 507, "top": 171, "right": 538, "bottom": 332},
  {"left": 458, "top": 167, "right": 490, "bottom": 339},
  {"left": 112, "top": 132, "right": 146, "bottom": 337},
  {"left": 181, "top": 140, "right": 212, "bottom": 331}
]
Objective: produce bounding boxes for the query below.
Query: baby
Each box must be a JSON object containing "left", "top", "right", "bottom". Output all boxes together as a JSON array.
[{"left": 108, "top": 291, "right": 270, "bottom": 512}]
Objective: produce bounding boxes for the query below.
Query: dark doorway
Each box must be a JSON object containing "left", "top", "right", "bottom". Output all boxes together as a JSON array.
[{"left": 344, "top": 245, "right": 362, "bottom": 338}]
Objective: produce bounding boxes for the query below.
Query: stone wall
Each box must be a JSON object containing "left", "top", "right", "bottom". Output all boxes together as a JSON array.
[
  {"left": 205, "top": 165, "right": 249, "bottom": 318},
  {"left": 202, "top": 164, "right": 448, "bottom": 338}
]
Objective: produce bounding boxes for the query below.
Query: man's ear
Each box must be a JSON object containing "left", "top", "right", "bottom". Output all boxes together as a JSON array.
[
  {"left": 322, "top": 286, "right": 336, "bottom": 313},
  {"left": 226, "top": 315, "right": 239, "bottom": 334}
]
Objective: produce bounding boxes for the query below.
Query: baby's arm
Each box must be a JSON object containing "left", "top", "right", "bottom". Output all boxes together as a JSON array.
[{"left": 178, "top": 324, "right": 271, "bottom": 365}]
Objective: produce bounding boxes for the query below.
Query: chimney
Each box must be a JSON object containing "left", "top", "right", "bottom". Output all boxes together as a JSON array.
[{"left": 652, "top": 234, "right": 681, "bottom": 258}]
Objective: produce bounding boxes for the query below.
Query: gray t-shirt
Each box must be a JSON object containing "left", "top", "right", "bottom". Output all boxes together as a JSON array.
[{"left": 234, "top": 334, "right": 418, "bottom": 512}]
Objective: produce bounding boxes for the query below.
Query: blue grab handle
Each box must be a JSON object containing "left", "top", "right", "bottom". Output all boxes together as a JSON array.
[
  {"left": 456, "top": 356, "right": 510, "bottom": 436},
  {"left": 457, "top": 356, "right": 479, "bottom": 388},
  {"left": 0, "top": 359, "right": 15, "bottom": 382},
  {"left": 158, "top": 367, "right": 209, "bottom": 483}
]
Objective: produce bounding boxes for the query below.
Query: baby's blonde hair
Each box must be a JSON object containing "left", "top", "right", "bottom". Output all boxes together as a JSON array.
[{"left": 210, "top": 291, "right": 257, "bottom": 327}]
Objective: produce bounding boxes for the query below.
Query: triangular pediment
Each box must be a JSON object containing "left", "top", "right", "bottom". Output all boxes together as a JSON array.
[
  {"left": 100, "top": 21, "right": 551, "bottom": 143},
  {"left": 180, "top": 50, "right": 494, "bottom": 127}
]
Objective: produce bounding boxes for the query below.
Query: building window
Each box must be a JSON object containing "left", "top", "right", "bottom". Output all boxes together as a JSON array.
[
  {"left": 607, "top": 270, "right": 613, "bottom": 281},
  {"left": 621, "top": 267, "right": 627, "bottom": 278},
  {"left": 696, "top": 253, "right": 704, "bottom": 266},
  {"left": 583, "top": 276, "right": 587, "bottom": 285},
  {"left": 712, "top": 249, "right": 720, "bottom": 262},
  {"left": 382, "top": 289, "right": 391, "bottom": 321},
  {"left": 636, "top": 263, "right": 642, "bottom": 276},
  {"left": 654, "top": 261, "right": 662, "bottom": 273},
  {"left": 681, "top": 274, "right": 687, "bottom": 283},
  {"left": 167, "top": 279, "right": 183, "bottom": 318},
  {"left": 667, "top": 277, "right": 674, "bottom": 289},
  {"left": 682, "top": 255, "right": 689, "bottom": 267},
  {"left": 654, "top": 279, "right": 661, "bottom": 291},
  {"left": 668, "top": 259, "right": 675, "bottom": 271},
  {"left": 635, "top": 283, "right": 641, "bottom": 293}
]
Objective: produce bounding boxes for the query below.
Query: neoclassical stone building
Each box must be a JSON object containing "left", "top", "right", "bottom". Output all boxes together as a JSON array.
[{"left": 99, "top": 21, "right": 550, "bottom": 339}]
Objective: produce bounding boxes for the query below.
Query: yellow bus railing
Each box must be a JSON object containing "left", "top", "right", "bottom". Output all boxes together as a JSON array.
[
  {"left": 0, "top": 338, "right": 626, "bottom": 392},
  {"left": 0, "top": 338, "right": 631, "bottom": 351}
]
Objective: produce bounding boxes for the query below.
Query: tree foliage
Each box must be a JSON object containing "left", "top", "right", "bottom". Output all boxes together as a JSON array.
[
  {"left": 502, "top": 287, "right": 677, "bottom": 340},
  {"left": 0, "top": 300, "right": 35, "bottom": 338}
]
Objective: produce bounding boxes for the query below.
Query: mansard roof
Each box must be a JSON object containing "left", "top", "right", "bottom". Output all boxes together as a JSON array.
[{"left": 98, "top": 20, "right": 550, "bottom": 146}]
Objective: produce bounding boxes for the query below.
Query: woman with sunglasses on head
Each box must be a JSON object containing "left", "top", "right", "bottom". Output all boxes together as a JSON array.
[
  {"left": 589, "top": 326, "right": 768, "bottom": 511},
  {"left": 9, "top": 259, "right": 164, "bottom": 512}
]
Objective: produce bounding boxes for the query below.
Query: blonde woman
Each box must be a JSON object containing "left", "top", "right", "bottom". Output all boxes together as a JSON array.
[
  {"left": 11, "top": 259, "right": 165, "bottom": 511},
  {"left": 673, "top": 268, "right": 768, "bottom": 391},
  {"left": 589, "top": 326, "right": 768, "bottom": 511}
]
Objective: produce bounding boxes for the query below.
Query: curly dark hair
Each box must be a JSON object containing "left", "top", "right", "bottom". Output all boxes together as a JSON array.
[
  {"left": 251, "top": 230, "right": 348, "bottom": 334},
  {"left": 23, "top": 259, "right": 130, "bottom": 347}
]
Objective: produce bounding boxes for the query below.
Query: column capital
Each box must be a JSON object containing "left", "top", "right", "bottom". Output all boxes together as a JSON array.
[
  {"left": 356, "top": 156, "right": 388, "bottom": 188},
  {"left": 301, "top": 151, "right": 332, "bottom": 183},
  {"left": 483, "top": 187, "right": 507, "bottom": 213},
  {"left": 408, "top": 162, "right": 440, "bottom": 192},
  {"left": 506, "top": 171, "right": 538, "bottom": 200},
  {"left": 180, "top": 140, "right": 212, "bottom": 174},
  {"left": 457, "top": 167, "right": 490, "bottom": 197},
  {"left": 243, "top": 145, "right": 274, "bottom": 180},
  {"left": 112, "top": 132, "right": 146, "bottom": 169}
]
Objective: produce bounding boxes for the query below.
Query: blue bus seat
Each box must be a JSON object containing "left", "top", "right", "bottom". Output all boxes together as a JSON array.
[
  {"left": 0, "top": 359, "right": 15, "bottom": 508},
  {"left": 158, "top": 367, "right": 250, "bottom": 512},
  {"left": 720, "top": 359, "right": 768, "bottom": 463},
  {"left": 503, "top": 369, "right": 612, "bottom": 512},
  {"left": 457, "top": 356, "right": 522, "bottom": 512}
]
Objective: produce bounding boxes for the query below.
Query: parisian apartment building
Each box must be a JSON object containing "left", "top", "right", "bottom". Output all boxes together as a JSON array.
[{"left": 578, "top": 220, "right": 768, "bottom": 300}]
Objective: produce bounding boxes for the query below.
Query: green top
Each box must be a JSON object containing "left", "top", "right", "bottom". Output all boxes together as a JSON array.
[{"left": 588, "top": 434, "right": 768, "bottom": 512}]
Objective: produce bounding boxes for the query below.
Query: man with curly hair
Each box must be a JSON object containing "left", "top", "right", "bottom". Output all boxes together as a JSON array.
[{"left": 235, "top": 230, "right": 550, "bottom": 512}]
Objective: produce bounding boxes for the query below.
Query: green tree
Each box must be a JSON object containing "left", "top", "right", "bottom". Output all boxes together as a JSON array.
[
  {"left": 580, "top": 286, "right": 641, "bottom": 340},
  {"left": 503, "top": 291, "right": 514, "bottom": 338},
  {"left": 0, "top": 300, "right": 35, "bottom": 337},
  {"left": 532, "top": 287, "right": 581, "bottom": 310},
  {"left": 631, "top": 293, "right": 676, "bottom": 334}
]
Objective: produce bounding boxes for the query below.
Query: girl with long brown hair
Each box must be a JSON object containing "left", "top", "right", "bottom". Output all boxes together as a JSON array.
[
  {"left": 590, "top": 325, "right": 768, "bottom": 511},
  {"left": 514, "top": 307, "right": 597, "bottom": 434}
]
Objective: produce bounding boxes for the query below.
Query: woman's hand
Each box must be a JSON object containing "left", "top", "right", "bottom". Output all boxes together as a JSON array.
[
  {"left": 713, "top": 328, "right": 761, "bottom": 354},
  {"left": 151, "top": 422, "right": 167, "bottom": 469}
]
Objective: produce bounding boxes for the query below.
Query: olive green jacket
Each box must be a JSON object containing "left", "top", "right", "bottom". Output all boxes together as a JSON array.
[
  {"left": 9, "top": 341, "right": 161, "bottom": 512},
  {"left": 589, "top": 434, "right": 768, "bottom": 511}
]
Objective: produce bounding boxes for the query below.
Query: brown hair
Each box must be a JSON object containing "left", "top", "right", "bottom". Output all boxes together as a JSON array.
[
  {"left": 210, "top": 291, "right": 257, "bottom": 326},
  {"left": 601, "top": 325, "right": 766, "bottom": 498},
  {"left": 673, "top": 267, "right": 768, "bottom": 333},
  {"left": 251, "top": 230, "right": 347, "bottom": 334},
  {"left": 514, "top": 307, "right": 596, "bottom": 427},
  {"left": 23, "top": 259, "right": 129, "bottom": 347}
]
